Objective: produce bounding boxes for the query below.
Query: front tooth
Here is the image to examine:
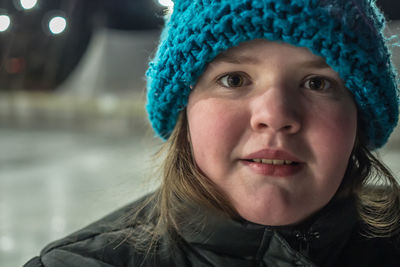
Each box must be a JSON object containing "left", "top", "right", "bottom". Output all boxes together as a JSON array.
[
  {"left": 261, "top": 159, "right": 273, "bottom": 164},
  {"left": 272, "top": 160, "right": 284, "bottom": 165}
]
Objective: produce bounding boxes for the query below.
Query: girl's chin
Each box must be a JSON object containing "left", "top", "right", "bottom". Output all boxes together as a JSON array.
[{"left": 232, "top": 193, "right": 315, "bottom": 226}]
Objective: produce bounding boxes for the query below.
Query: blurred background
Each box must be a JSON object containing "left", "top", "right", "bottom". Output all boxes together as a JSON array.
[{"left": 0, "top": 0, "right": 399, "bottom": 266}]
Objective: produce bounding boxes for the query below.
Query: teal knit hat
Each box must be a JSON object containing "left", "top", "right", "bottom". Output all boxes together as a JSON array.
[{"left": 146, "top": 0, "right": 399, "bottom": 149}]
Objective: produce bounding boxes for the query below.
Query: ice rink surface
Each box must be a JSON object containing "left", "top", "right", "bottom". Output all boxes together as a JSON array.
[{"left": 0, "top": 128, "right": 160, "bottom": 266}]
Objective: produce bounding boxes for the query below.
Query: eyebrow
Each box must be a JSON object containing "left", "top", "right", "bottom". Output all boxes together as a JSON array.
[
  {"left": 212, "top": 53, "right": 331, "bottom": 69},
  {"left": 300, "top": 59, "right": 330, "bottom": 69},
  {"left": 212, "top": 53, "right": 261, "bottom": 64}
]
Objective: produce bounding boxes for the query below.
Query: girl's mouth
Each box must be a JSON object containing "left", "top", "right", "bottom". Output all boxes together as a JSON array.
[
  {"left": 247, "top": 159, "right": 299, "bottom": 165},
  {"left": 242, "top": 159, "right": 303, "bottom": 176}
]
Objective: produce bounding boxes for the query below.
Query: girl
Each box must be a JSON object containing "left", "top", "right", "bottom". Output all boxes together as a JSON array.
[{"left": 25, "top": 0, "right": 400, "bottom": 266}]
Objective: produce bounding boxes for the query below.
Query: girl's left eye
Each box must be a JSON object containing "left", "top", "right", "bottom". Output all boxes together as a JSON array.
[
  {"left": 218, "top": 73, "right": 249, "bottom": 88},
  {"left": 303, "top": 77, "right": 332, "bottom": 91}
]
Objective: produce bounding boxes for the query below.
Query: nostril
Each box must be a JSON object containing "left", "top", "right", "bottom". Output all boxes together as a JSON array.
[{"left": 250, "top": 107, "right": 301, "bottom": 133}]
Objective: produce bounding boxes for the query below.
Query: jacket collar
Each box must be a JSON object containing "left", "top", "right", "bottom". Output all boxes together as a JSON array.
[{"left": 179, "top": 196, "right": 358, "bottom": 266}]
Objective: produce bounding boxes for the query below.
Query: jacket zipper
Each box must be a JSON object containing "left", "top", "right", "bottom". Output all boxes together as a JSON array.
[{"left": 293, "top": 230, "right": 320, "bottom": 255}]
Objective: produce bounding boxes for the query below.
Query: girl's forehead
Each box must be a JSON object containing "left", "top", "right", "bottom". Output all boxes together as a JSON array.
[{"left": 212, "top": 39, "right": 328, "bottom": 67}]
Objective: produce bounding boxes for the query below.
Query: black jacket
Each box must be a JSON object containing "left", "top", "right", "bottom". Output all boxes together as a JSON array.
[{"left": 24, "top": 194, "right": 400, "bottom": 267}]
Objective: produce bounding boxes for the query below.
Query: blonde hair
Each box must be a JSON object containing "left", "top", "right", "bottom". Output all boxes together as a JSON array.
[
  {"left": 129, "top": 110, "right": 400, "bottom": 256},
  {"left": 126, "top": 112, "right": 236, "bottom": 257},
  {"left": 348, "top": 138, "right": 400, "bottom": 237}
]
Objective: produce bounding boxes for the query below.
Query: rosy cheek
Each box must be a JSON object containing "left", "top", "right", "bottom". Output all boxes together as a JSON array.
[
  {"left": 188, "top": 100, "right": 244, "bottom": 173},
  {"left": 313, "top": 99, "right": 356, "bottom": 134},
  {"left": 191, "top": 98, "right": 240, "bottom": 133},
  {"left": 309, "top": 103, "right": 357, "bottom": 168},
  {"left": 332, "top": 107, "right": 357, "bottom": 145}
]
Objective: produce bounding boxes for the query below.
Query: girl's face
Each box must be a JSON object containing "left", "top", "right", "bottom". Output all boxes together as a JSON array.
[{"left": 186, "top": 39, "right": 357, "bottom": 226}]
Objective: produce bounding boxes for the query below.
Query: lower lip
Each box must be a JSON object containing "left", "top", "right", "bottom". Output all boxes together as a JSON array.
[{"left": 241, "top": 160, "right": 303, "bottom": 177}]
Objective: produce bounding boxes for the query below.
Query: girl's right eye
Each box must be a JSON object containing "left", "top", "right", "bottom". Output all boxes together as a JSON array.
[{"left": 217, "top": 73, "right": 249, "bottom": 88}]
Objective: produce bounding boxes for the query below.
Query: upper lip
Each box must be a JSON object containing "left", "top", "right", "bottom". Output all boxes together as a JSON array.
[{"left": 243, "top": 149, "right": 302, "bottom": 163}]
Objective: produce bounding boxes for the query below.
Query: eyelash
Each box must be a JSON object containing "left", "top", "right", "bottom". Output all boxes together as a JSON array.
[
  {"left": 302, "top": 76, "right": 335, "bottom": 92},
  {"left": 216, "top": 72, "right": 251, "bottom": 88},
  {"left": 216, "top": 72, "right": 337, "bottom": 93}
]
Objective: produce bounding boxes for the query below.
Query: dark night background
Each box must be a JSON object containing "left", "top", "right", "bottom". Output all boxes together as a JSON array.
[{"left": 0, "top": 0, "right": 165, "bottom": 91}]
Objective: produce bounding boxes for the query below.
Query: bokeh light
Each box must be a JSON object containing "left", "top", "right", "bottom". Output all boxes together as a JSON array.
[
  {"left": 158, "top": 0, "right": 174, "bottom": 8},
  {"left": 48, "top": 16, "right": 67, "bottom": 35},
  {"left": 20, "top": 0, "right": 38, "bottom": 10},
  {"left": 0, "top": 15, "right": 11, "bottom": 32}
]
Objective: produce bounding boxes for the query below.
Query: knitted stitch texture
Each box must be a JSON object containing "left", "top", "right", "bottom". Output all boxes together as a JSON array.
[{"left": 146, "top": 0, "right": 399, "bottom": 149}]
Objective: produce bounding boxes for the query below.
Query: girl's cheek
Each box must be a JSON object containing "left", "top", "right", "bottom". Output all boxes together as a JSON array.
[
  {"left": 309, "top": 102, "right": 357, "bottom": 155},
  {"left": 188, "top": 98, "right": 246, "bottom": 163},
  {"left": 310, "top": 96, "right": 357, "bottom": 129}
]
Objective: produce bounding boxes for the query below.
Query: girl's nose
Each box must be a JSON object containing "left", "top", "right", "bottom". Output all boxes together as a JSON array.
[{"left": 250, "top": 86, "right": 302, "bottom": 134}]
